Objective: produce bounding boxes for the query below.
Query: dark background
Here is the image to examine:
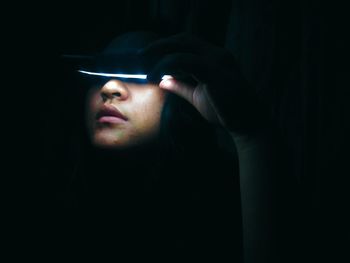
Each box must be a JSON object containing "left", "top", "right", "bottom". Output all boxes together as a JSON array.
[{"left": 5, "top": 0, "right": 348, "bottom": 262}]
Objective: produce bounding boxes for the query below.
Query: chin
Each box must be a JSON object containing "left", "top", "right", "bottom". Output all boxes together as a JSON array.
[
  {"left": 91, "top": 131, "right": 147, "bottom": 150},
  {"left": 91, "top": 133, "right": 159, "bottom": 152},
  {"left": 92, "top": 137, "right": 131, "bottom": 150}
]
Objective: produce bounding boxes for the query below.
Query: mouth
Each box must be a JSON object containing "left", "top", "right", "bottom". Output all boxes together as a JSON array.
[{"left": 96, "top": 105, "right": 128, "bottom": 124}]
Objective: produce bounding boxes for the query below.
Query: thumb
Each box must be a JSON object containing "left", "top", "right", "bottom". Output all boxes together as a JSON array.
[{"left": 159, "top": 78, "right": 195, "bottom": 104}]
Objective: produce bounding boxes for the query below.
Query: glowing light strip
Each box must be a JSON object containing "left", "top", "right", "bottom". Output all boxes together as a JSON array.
[
  {"left": 78, "top": 70, "right": 147, "bottom": 79},
  {"left": 78, "top": 70, "right": 172, "bottom": 80}
]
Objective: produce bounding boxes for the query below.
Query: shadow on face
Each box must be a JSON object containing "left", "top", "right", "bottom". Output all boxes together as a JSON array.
[{"left": 86, "top": 78, "right": 167, "bottom": 150}]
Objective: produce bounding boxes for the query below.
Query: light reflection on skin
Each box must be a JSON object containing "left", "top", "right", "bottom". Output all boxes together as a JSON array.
[{"left": 86, "top": 79, "right": 167, "bottom": 149}]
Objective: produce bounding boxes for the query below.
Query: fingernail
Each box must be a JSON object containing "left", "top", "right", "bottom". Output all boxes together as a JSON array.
[{"left": 160, "top": 79, "right": 173, "bottom": 89}]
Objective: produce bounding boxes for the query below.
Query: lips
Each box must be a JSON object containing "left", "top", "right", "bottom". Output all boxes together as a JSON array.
[{"left": 96, "top": 105, "right": 128, "bottom": 124}]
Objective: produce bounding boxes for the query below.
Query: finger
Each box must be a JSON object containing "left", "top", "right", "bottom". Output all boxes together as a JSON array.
[{"left": 159, "top": 78, "right": 196, "bottom": 104}]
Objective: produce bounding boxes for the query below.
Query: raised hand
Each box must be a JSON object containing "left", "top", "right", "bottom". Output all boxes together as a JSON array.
[{"left": 139, "top": 33, "right": 266, "bottom": 132}]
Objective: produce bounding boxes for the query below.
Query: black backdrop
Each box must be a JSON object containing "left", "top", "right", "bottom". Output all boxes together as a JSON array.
[{"left": 5, "top": 0, "right": 348, "bottom": 262}]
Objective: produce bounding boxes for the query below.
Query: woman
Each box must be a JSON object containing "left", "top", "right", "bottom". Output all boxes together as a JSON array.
[{"left": 52, "top": 31, "right": 276, "bottom": 262}]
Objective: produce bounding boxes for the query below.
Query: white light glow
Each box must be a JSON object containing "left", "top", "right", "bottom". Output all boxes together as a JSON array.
[
  {"left": 78, "top": 70, "right": 147, "bottom": 79},
  {"left": 78, "top": 70, "right": 172, "bottom": 80},
  {"left": 161, "top": 75, "right": 173, "bottom": 80}
]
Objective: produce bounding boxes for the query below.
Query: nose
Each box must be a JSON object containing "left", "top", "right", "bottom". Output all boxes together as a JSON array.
[{"left": 100, "top": 79, "right": 129, "bottom": 102}]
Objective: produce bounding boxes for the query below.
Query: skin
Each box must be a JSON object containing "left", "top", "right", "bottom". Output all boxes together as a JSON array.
[
  {"left": 86, "top": 74, "right": 222, "bottom": 150},
  {"left": 86, "top": 79, "right": 167, "bottom": 149}
]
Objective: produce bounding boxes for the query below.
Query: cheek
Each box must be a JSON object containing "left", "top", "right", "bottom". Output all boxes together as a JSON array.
[
  {"left": 87, "top": 86, "right": 166, "bottom": 149},
  {"left": 88, "top": 91, "right": 101, "bottom": 114},
  {"left": 131, "top": 90, "right": 165, "bottom": 131}
]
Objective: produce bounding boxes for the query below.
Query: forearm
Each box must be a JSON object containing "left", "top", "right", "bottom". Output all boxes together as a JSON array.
[{"left": 231, "top": 129, "right": 280, "bottom": 263}]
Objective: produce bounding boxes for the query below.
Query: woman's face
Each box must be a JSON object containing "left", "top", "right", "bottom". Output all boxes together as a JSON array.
[{"left": 86, "top": 79, "right": 167, "bottom": 149}]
